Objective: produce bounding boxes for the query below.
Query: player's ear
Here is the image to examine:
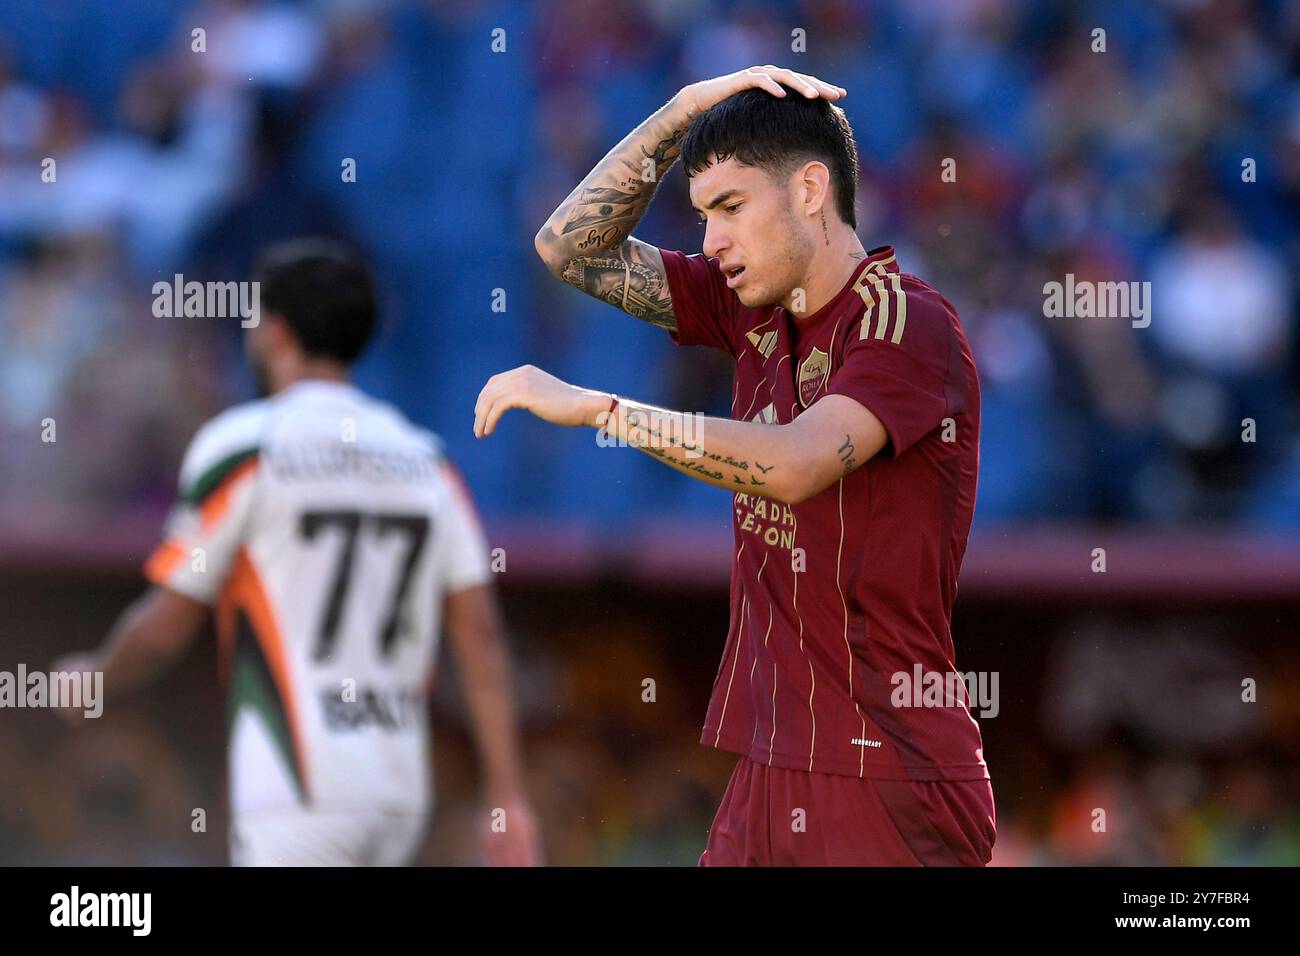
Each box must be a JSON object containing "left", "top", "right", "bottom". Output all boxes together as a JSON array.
[
  {"left": 257, "top": 311, "right": 296, "bottom": 351},
  {"left": 797, "top": 160, "right": 831, "bottom": 218}
]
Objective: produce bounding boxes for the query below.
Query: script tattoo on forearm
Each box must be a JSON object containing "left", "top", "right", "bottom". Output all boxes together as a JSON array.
[
  {"left": 576, "top": 226, "right": 622, "bottom": 251},
  {"left": 837, "top": 434, "right": 856, "bottom": 476},
  {"left": 623, "top": 410, "right": 770, "bottom": 486}
]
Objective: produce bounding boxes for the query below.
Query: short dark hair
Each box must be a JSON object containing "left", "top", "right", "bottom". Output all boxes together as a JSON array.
[
  {"left": 680, "top": 84, "right": 859, "bottom": 229},
  {"left": 252, "top": 238, "right": 377, "bottom": 364}
]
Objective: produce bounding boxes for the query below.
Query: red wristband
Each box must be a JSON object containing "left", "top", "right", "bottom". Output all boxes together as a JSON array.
[{"left": 603, "top": 394, "right": 619, "bottom": 433}]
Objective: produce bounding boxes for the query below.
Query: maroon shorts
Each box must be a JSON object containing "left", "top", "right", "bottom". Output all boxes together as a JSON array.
[{"left": 699, "top": 756, "right": 996, "bottom": 866}]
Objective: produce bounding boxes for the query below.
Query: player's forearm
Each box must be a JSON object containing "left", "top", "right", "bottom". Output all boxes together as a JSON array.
[
  {"left": 600, "top": 397, "right": 812, "bottom": 504},
  {"left": 454, "top": 628, "right": 529, "bottom": 802},
  {"left": 534, "top": 93, "right": 694, "bottom": 272},
  {"left": 475, "top": 367, "right": 846, "bottom": 502},
  {"left": 87, "top": 593, "right": 191, "bottom": 699}
]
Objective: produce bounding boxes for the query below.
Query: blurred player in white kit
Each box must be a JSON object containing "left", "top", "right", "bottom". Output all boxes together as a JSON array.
[{"left": 56, "top": 239, "right": 542, "bottom": 867}]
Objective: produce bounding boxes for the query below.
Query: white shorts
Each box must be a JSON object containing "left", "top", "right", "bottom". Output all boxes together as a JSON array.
[{"left": 230, "top": 807, "right": 430, "bottom": 866}]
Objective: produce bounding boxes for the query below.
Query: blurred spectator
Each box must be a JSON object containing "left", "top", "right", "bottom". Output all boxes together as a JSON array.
[{"left": 0, "top": 0, "right": 1294, "bottom": 528}]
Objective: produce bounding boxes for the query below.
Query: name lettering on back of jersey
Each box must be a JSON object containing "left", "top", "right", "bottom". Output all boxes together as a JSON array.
[
  {"left": 267, "top": 443, "right": 439, "bottom": 484},
  {"left": 321, "top": 686, "right": 424, "bottom": 732}
]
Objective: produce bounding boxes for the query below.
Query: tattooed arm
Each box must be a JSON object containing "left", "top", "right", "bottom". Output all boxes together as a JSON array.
[
  {"left": 599, "top": 393, "right": 886, "bottom": 503},
  {"left": 533, "top": 99, "right": 685, "bottom": 330},
  {"left": 473, "top": 366, "right": 885, "bottom": 505},
  {"left": 533, "top": 67, "right": 846, "bottom": 331}
]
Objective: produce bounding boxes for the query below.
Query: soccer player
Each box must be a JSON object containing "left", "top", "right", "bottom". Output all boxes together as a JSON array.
[
  {"left": 55, "top": 240, "right": 541, "bottom": 867},
  {"left": 476, "top": 66, "right": 994, "bottom": 865}
]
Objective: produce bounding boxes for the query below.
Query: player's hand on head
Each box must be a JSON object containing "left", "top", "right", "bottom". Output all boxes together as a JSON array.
[
  {"left": 681, "top": 66, "right": 846, "bottom": 116},
  {"left": 473, "top": 365, "right": 612, "bottom": 438}
]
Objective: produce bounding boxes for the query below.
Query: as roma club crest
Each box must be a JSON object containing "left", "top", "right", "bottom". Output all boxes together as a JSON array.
[{"left": 798, "top": 347, "right": 830, "bottom": 407}]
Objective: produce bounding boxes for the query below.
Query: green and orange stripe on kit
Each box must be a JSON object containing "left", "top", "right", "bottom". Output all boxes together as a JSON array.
[
  {"left": 142, "top": 447, "right": 261, "bottom": 582},
  {"left": 181, "top": 446, "right": 260, "bottom": 512},
  {"left": 217, "top": 547, "right": 311, "bottom": 805},
  {"left": 143, "top": 538, "right": 189, "bottom": 584}
]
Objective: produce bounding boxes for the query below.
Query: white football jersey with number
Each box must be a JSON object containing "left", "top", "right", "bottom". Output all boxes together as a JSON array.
[{"left": 145, "top": 379, "right": 492, "bottom": 820}]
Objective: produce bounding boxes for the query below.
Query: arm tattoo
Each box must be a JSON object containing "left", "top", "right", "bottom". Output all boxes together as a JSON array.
[
  {"left": 642, "top": 131, "right": 684, "bottom": 168},
  {"left": 559, "top": 186, "right": 645, "bottom": 236},
  {"left": 549, "top": 128, "right": 685, "bottom": 248},
  {"left": 623, "top": 411, "right": 768, "bottom": 486},
  {"left": 837, "top": 433, "right": 857, "bottom": 476},
  {"left": 538, "top": 103, "right": 690, "bottom": 329},
  {"left": 560, "top": 241, "right": 676, "bottom": 332}
]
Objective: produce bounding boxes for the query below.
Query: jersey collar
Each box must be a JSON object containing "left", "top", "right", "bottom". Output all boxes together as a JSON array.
[
  {"left": 788, "top": 245, "right": 897, "bottom": 327},
  {"left": 278, "top": 378, "right": 360, "bottom": 400}
]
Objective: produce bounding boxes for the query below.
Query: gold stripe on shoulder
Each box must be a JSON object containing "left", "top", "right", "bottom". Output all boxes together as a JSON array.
[
  {"left": 867, "top": 271, "right": 892, "bottom": 339},
  {"left": 854, "top": 258, "right": 903, "bottom": 341},
  {"left": 867, "top": 253, "right": 896, "bottom": 275},
  {"left": 887, "top": 273, "right": 908, "bottom": 343}
]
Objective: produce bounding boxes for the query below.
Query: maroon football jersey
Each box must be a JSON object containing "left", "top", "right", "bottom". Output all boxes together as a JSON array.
[{"left": 661, "top": 245, "right": 989, "bottom": 780}]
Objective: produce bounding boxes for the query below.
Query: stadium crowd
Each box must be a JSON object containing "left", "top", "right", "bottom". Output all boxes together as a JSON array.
[{"left": 0, "top": 0, "right": 1297, "bottom": 530}]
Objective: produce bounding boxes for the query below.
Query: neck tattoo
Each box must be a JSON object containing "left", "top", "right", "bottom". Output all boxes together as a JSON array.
[{"left": 820, "top": 208, "right": 829, "bottom": 246}]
